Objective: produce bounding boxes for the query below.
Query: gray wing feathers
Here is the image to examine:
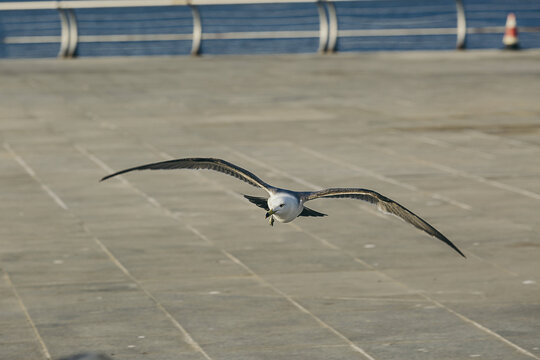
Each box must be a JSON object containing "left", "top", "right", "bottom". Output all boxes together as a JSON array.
[
  {"left": 304, "top": 188, "right": 465, "bottom": 257},
  {"left": 101, "top": 157, "right": 272, "bottom": 191}
]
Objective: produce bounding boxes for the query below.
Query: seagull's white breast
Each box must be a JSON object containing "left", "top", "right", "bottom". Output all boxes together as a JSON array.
[{"left": 267, "top": 192, "right": 303, "bottom": 223}]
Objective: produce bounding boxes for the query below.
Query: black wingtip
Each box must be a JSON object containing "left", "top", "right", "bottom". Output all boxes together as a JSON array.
[
  {"left": 100, "top": 172, "right": 121, "bottom": 182},
  {"left": 428, "top": 226, "right": 465, "bottom": 258},
  {"left": 445, "top": 237, "right": 466, "bottom": 258},
  {"left": 100, "top": 169, "right": 128, "bottom": 182},
  {"left": 441, "top": 235, "right": 466, "bottom": 258},
  {"left": 454, "top": 248, "right": 466, "bottom": 258}
]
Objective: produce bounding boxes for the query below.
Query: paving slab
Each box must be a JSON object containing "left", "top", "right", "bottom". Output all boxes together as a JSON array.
[{"left": 1, "top": 51, "right": 540, "bottom": 360}]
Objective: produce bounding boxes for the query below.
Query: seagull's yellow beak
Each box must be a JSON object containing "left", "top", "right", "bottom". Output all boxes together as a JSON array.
[{"left": 265, "top": 209, "right": 276, "bottom": 218}]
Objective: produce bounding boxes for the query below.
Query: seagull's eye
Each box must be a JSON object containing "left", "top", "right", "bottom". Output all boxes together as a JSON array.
[{"left": 279, "top": 204, "right": 284, "bottom": 207}]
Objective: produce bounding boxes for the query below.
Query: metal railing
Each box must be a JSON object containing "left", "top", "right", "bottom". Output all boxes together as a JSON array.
[{"left": 0, "top": 0, "right": 471, "bottom": 58}]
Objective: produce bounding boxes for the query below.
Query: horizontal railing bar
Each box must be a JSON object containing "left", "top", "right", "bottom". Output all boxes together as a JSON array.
[
  {"left": 467, "top": 26, "right": 540, "bottom": 34},
  {"left": 340, "top": 26, "right": 540, "bottom": 38},
  {"left": 3, "top": 31, "right": 319, "bottom": 45},
  {"left": 202, "top": 30, "right": 318, "bottom": 39},
  {"left": 467, "top": 26, "right": 505, "bottom": 34},
  {"left": 520, "top": 26, "right": 540, "bottom": 32},
  {"left": 4, "top": 34, "right": 192, "bottom": 43},
  {"left": 4, "top": 36, "right": 62, "bottom": 44},
  {"left": 339, "top": 28, "right": 458, "bottom": 37},
  {"left": 4, "top": 25, "right": 540, "bottom": 46},
  {"left": 82, "top": 34, "right": 192, "bottom": 41},
  {"left": 0, "top": 0, "right": 319, "bottom": 11},
  {"left": 5, "top": 25, "right": 540, "bottom": 46}
]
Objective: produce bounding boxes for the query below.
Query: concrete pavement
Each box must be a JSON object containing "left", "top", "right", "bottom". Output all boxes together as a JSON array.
[{"left": 1, "top": 51, "right": 540, "bottom": 360}]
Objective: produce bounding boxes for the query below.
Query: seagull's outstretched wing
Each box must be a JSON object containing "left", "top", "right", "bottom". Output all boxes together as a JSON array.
[
  {"left": 303, "top": 188, "right": 465, "bottom": 257},
  {"left": 101, "top": 157, "right": 274, "bottom": 193}
]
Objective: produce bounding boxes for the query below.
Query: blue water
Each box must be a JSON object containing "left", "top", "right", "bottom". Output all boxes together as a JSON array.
[{"left": 1, "top": 0, "right": 539, "bottom": 58}]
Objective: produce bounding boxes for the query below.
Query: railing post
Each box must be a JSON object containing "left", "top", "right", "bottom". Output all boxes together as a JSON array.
[
  {"left": 316, "top": 1, "right": 328, "bottom": 53},
  {"left": 190, "top": 5, "right": 202, "bottom": 56},
  {"left": 58, "top": 8, "right": 78, "bottom": 58},
  {"left": 325, "top": 1, "right": 338, "bottom": 53},
  {"left": 456, "top": 0, "right": 467, "bottom": 50},
  {"left": 58, "top": 8, "right": 79, "bottom": 58}
]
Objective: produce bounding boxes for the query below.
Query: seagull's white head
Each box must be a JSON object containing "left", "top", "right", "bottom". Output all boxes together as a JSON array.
[{"left": 266, "top": 193, "right": 301, "bottom": 223}]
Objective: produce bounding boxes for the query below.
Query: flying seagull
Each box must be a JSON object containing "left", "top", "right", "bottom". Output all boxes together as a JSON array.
[{"left": 101, "top": 157, "right": 465, "bottom": 257}]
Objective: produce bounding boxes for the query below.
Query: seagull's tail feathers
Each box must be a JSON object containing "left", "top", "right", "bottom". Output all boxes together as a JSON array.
[{"left": 299, "top": 207, "right": 327, "bottom": 217}]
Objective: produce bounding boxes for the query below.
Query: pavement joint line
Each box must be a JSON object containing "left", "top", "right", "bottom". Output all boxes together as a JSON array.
[
  {"left": 84, "top": 224, "right": 214, "bottom": 360},
  {"left": 415, "top": 294, "right": 540, "bottom": 360},
  {"left": 462, "top": 252, "right": 519, "bottom": 277},
  {"left": 76, "top": 142, "right": 221, "bottom": 248},
  {"left": 361, "top": 139, "right": 540, "bottom": 201},
  {"left": 293, "top": 142, "right": 419, "bottom": 192},
  {"left": 289, "top": 224, "right": 341, "bottom": 250},
  {"left": 223, "top": 251, "right": 377, "bottom": 360},
  {"left": 8, "top": 142, "right": 214, "bottom": 360},
  {"left": 222, "top": 147, "right": 540, "bottom": 358},
  {"left": 80, "top": 144, "right": 379, "bottom": 360},
  {"left": 318, "top": 296, "right": 426, "bottom": 302},
  {"left": 414, "top": 135, "right": 496, "bottom": 160},
  {"left": 347, "top": 259, "right": 539, "bottom": 359},
  {"left": 2, "top": 270, "right": 52, "bottom": 360},
  {"left": 4, "top": 142, "right": 69, "bottom": 211},
  {"left": 74, "top": 144, "right": 212, "bottom": 242},
  {"left": 230, "top": 151, "right": 323, "bottom": 191},
  {"left": 290, "top": 141, "right": 473, "bottom": 211}
]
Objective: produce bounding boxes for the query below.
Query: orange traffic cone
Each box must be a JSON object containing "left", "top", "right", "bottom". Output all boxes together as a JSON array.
[{"left": 503, "top": 13, "right": 519, "bottom": 50}]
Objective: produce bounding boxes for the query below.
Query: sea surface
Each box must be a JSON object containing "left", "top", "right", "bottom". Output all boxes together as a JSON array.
[{"left": 1, "top": 0, "right": 540, "bottom": 58}]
